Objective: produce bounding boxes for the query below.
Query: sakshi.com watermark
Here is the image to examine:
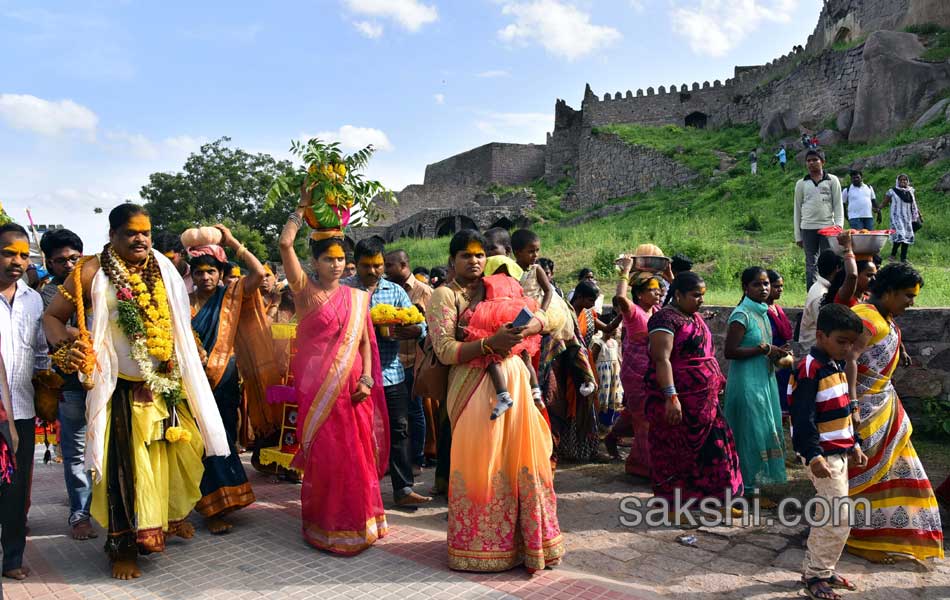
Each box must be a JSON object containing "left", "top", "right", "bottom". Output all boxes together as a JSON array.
[{"left": 618, "top": 489, "right": 872, "bottom": 529}]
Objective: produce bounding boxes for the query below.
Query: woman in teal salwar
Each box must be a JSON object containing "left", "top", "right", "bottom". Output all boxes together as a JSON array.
[{"left": 724, "top": 267, "right": 787, "bottom": 497}]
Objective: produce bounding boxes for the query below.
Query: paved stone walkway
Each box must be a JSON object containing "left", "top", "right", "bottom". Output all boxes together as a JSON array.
[{"left": 4, "top": 452, "right": 948, "bottom": 599}]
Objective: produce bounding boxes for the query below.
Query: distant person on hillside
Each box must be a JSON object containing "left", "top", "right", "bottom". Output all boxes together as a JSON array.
[
  {"left": 879, "top": 174, "right": 923, "bottom": 263},
  {"left": 842, "top": 169, "right": 877, "bottom": 231},
  {"left": 811, "top": 134, "right": 820, "bottom": 148},
  {"left": 750, "top": 150, "right": 758, "bottom": 175},
  {"left": 800, "top": 133, "right": 811, "bottom": 150},
  {"left": 775, "top": 145, "right": 787, "bottom": 171},
  {"left": 794, "top": 149, "right": 843, "bottom": 289}
]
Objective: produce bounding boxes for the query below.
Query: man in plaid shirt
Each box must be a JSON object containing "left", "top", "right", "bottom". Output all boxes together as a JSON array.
[{"left": 343, "top": 237, "right": 431, "bottom": 506}]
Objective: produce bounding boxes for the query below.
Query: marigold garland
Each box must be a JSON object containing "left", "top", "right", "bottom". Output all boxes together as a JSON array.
[{"left": 100, "top": 245, "right": 183, "bottom": 409}]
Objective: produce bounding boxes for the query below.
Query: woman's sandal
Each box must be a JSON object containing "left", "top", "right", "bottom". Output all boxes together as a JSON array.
[{"left": 804, "top": 578, "right": 841, "bottom": 600}]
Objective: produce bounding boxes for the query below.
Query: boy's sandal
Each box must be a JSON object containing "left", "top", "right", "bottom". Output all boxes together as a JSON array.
[
  {"left": 803, "top": 578, "right": 840, "bottom": 600},
  {"left": 827, "top": 574, "right": 857, "bottom": 591}
]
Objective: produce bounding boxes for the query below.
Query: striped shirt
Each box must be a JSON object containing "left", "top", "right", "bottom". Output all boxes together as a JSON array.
[{"left": 788, "top": 347, "right": 857, "bottom": 463}]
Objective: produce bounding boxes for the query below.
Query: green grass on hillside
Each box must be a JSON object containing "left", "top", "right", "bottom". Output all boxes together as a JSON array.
[
  {"left": 593, "top": 123, "right": 761, "bottom": 176},
  {"left": 394, "top": 123, "right": 950, "bottom": 308},
  {"left": 906, "top": 23, "right": 950, "bottom": 62}
]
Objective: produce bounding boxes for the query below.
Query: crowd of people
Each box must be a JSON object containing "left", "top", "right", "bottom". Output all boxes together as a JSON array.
[{"left": 0, "top": 180, "right": 945, "bottom": 599}]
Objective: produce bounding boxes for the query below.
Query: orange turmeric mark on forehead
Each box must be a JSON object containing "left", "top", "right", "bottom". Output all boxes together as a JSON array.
[
  {"left": 3, "top": 240, "right": 30, "bottom": 256},
  {"left": 325, "top": 245, "right": 346, "bottom": 259},
  {"left": 646, "top": 279, "right": 660, "bottom": 290},
  {"left": 698, "top": 287, "right": 707, "bottom": 295},
  {"left": 359, "top": 254, "right": 384, "bottom": 267},
  {"left": 263, "top": 264, "right": 274, "bottom": 275},
  {"left": 163, "top": 251, "right": 176, "bottom": 259},
  {"left": 466, "top": 242, "right": 485, "bottom": 255},
  {"left": 905, "top": 284, "right": 921, "bottom": 296},
  {"left": 126, "top": 214, "right": 151, "bottom": 233}
]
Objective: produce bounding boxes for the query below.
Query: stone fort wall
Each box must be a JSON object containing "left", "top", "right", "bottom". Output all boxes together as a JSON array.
[{"left": 423, "top": 143, "right": 546, "bottom": 187}]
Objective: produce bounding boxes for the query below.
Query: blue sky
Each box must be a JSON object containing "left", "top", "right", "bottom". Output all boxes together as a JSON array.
[{"left": 0, "top": 0, "right": 822, "bottom": 247}]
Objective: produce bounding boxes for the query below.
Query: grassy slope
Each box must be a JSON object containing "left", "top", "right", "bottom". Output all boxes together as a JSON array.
[{"left": 394, "top": 121, "right": 950, "bottom": 307}]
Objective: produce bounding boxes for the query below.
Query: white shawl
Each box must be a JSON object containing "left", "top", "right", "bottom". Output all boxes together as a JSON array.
[{"left": 83, "top": 249, "right": 230, "bottom": 481}]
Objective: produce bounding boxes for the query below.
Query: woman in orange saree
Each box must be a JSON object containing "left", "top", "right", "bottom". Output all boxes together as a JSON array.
[
  {"left": 279, "top": 207, "right": 390, "bottom": 556},
  {"left": 428, "top": 229, "right": 564, "bottom": 573}
]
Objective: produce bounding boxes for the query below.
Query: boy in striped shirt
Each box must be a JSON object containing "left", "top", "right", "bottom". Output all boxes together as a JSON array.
[{"left": 789, "top": 304, "right": 867, "bottom": 600}]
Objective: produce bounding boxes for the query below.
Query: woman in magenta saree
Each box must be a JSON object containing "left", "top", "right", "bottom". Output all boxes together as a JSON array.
[
  {"left": 280, "top": 209, "right": 389, "bottom": 556},
  {"left": 644, "top": 273, "right": 743, "bottom": 503}
]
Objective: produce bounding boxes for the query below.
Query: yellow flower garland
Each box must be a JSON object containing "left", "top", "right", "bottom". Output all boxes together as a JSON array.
[{"left": 127, "top": 271, "right": 174, "bottom": 362}]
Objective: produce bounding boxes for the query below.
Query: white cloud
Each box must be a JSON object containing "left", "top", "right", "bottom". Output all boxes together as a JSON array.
[
  {"left": 0, "top": 94, "right": 98, "bottom": 139},
  {"left": 353, "top": 20, "right": 384, "bottom": 38},
  {"left": 104, "top": 131, "right": 207, "bottom": 161},
  {"left": 475, "top": 111, "right": 551, "bottom": 143},
  {"left": 342, "top": 0, "right": 438, "bottom": 32},
  {"left": 629, "top": 0, "right": 646, "bottom": 12},
  {"left": 434, "top": 93, "right": 445, "bottom": 104},
  {"left": 477, "top": 69, "right": 511, "bottom": 78},
  {"left": 312, "top": 125, "right": 394, "bottom": 152},
  {"left": 497, "top": 0, "right": 621, "bottom": 60},
  {"left": 670, "top": 0, "right": 798, "bottom": 57}
]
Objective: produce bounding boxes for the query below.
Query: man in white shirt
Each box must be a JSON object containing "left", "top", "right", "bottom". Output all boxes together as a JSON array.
[
  {"left": 0, "top": 223, "right": 50, "bottom": 580},
  {"left": 842, "top": 169, "right": 878, "bottom": 231},
  {"left": 797, "top": 250, "right": 843, "bottom": 350}
]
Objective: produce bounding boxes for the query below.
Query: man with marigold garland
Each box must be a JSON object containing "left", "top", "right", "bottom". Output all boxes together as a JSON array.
[{"left": 43, "top": 204, "right": 230, "bottom": 580}]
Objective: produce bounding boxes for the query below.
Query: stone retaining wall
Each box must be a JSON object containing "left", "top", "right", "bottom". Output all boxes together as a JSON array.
[
  {"left": 703, "top": 305, "right": 950, "bottom": 402},
  {"left": 566, "top": 131, "right": 700, "bottom": 210}
]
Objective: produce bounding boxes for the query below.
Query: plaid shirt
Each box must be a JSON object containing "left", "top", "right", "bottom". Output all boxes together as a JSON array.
[
  {"left": 342, "top": 275, "right": 425, "bottom": 387},
  {"left": 397, "top": 275, "right": 432, "bottom": 372}
]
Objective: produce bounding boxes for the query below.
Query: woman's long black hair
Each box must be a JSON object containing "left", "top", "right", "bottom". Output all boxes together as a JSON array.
[
  {"left": 664, "top": 271, "right": 705, "bottom": 307},
  {"left": 738, "top": 266, "right": 767, "bottom": 305}
]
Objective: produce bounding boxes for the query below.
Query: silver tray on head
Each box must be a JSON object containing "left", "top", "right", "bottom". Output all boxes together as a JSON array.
[{"left": 825, "top": 232, "right": 889, "bottom": 256}]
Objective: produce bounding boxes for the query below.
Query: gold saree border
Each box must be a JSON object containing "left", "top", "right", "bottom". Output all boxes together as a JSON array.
[{"left": 195, "top": 483, "right": 256, "bottom": 518}]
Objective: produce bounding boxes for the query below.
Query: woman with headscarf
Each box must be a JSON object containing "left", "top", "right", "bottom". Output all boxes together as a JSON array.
[
  {"left": 879, "top": 174, "right": 922, "bottom": 263},
  {"left": 187, "top": 226, "right": 280, "bottom": 534}
]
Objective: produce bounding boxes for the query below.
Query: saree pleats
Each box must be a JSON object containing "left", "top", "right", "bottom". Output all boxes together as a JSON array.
[{"left": 447, "top": 357, "right": 564, "bottom": 571}]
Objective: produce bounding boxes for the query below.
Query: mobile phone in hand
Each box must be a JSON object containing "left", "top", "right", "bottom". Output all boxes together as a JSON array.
[{"left": 511, "top": 307, "right": 534, "bottom": 329}]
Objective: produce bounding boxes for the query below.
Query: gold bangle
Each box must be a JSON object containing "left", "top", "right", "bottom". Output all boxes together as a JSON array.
[
  {"left": 57, "top": 284, "right": 78, "bottom": 306},
  {"left": 482, "top": 341, "right": 495, "bottom": 355}
]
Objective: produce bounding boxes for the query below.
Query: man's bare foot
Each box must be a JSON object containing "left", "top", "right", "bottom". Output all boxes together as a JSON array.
[
  {"left": 395, "top": 491, "right": 433, "bottom": 506},
  {"left": 206, "top": 517, "right": 233, "bottom": 535},
  {"left": 169, "top": 521, "right": 196, "bottom": 539},
  {"left": 2, "top": 567, "right": 30, "bottom": 580},
  {"left": 111, "top": 559, "right": 141, "bottom": 580},
  {"left": 71, "top": 521, "right": 99, "bottom": 540}
]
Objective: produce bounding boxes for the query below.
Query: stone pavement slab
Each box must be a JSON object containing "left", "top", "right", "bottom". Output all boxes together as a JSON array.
[{"left": 4, "top": 451, "right": 948, "bottom": 599}]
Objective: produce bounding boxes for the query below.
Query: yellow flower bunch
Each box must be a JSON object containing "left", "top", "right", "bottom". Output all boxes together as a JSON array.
[
  {"left": 164, "top": 426, "right": 193, "bottom": 444},
  {"left": 370, "top": 304, "right": 424, "bottom": 325}
]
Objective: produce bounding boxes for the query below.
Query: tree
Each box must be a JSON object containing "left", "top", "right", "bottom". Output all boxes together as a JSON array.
[{"left": 140, "top": 137, "right": 298, "bottom": 262}]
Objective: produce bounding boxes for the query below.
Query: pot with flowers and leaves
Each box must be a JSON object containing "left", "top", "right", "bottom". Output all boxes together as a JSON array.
[{"left": 264, "top": 138, "right": 395, "bottom": 238}]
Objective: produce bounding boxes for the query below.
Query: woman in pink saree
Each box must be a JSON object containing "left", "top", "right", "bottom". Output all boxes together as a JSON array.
[
  {"left": 279, "top": 206, "right": 389, "bottom": 556},
  {"left": 428, "top": 230, "right": 564, "bottom": 573}
]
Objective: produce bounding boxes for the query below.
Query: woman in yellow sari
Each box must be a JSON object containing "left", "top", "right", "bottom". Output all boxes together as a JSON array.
[
  {"left": 847, "top": 262, "right": 943, "bottom": 564},
  {"left": 428, "top": 229, "right": 564, "bottom": 573}
]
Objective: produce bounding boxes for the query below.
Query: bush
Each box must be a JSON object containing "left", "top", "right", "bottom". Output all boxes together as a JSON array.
[
  {"left": 592, "top": 247, "right": 620, "bottom": 279},
  {"left": 739, "top": 213, "right": 764, "bottom": 232},
  {"left": 920, "top": 396, "right": 950, "bottom": 437},
  {"left": 905, "top": 23, "right": 944, "bottom": 35}
]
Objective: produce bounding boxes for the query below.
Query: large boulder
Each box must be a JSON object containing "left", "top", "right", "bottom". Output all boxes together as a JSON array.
[
  {"left": 759, "top": 109, "right": 800, "bottom": 140},
  {"left": 816, "top": 129, "right": 845, "bottom": 147},
  {"left": 836, "top": 108, "right": 854, "bottom": 136},
  {"left": 937, "top": 172, "right": 950, "bottom": 192},
  {"left": 913, "top": 98, "right": 950, "bottom": 129},
  {"left": 850, "top": 31, "right": 950, "bottom": 142}
]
